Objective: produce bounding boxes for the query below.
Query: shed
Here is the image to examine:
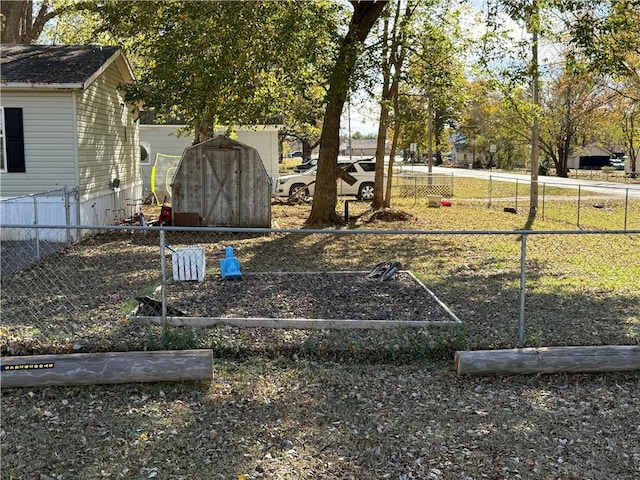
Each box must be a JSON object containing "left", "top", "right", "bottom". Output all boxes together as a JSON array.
[
  {"left": 139, "top": 122, "right": 280, "bottom": 199},
  {"left": 171, "top": 136, "right": 271, "bottom": 227}
]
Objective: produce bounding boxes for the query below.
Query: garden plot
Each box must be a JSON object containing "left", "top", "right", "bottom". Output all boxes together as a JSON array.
[{"left": 130, "top": 271, "right": 461, "bottom": 328}]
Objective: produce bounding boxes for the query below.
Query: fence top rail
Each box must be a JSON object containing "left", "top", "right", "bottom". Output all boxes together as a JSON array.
[
  {"left": 1, "top": 224, "right": 638, "bottom": 236},
  {"left": 0, "top": 186, "right": 78, "bottom": 202},
  {"left": 486, "top": 174, "right": 639, "bottom": 191}
]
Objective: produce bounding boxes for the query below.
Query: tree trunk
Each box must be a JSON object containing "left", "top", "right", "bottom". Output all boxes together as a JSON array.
[
  {"left": 525, "top": 15, "right": 540, "bottom": 231},
  {"left": 302, "top": 139, "right": 313, "bottom": 161},
  {"left": 305, "top": 1, "right": 387, "bottom": 227},
  {"left": 373, "top": 102, "right": 390, "bottom": 211},
  {"left": 384, "top": 117, "right": 401, "bottom": 208},
  {"left": 1, "top": 1, "right": 30, "bottom": 43},
  {"left": 0, "top": 0, "right": 68, "bottom": 44},
  {"left": 0, "top": 350, "right": 214, "bottom": 387},
  {"left": 455, "top": 345, "right": 640, "bottom": 377}
]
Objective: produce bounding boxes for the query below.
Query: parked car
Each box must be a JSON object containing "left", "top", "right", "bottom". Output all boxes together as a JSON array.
[
  {"left": 276, "top": 159, "right": 380, "bottom": 200},
  {"left": 288, "top": 151, "right": 303, "bottom": 158},
  {"left": 293, "top": 157, "right": 318, "bottom": 173},
  {"left": 610, "top": 159, "right": 625, "bottom": 170}
]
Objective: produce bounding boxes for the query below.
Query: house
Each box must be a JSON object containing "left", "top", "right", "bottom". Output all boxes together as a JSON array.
[
  {"left": 139, "top": 123, "right": 280, "bottom": 200},
  {"left": 567, "top": 144, "right": 614, "bottom": 170},
  {"left": 340, "top": 138, "right": 386, "bottom": 157},
  {"left": 0, "top": 44, "right": 140, "bottom": 233},
  {"left": 450, "top": 132, "right": 489, "bottom": 167}
]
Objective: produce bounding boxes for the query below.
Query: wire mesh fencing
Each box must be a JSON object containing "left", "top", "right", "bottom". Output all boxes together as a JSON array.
[
  {"left": 452, "top": 175, "right": 640, "bottom": 230},
  {"left": 1, "top": 225, "right": 638, "bottom": 360}
]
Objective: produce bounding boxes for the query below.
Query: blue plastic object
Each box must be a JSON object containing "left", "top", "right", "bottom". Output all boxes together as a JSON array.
[{"left": 220, "top": 246, "right": 242, "bottom": 279}]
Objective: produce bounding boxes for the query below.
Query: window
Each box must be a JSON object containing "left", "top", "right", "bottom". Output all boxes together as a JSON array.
[
  {"left": 140, "top": 142, "right": 151, "bottom": 165},
  {"left": 0, "top": 107, "right": 25, "bottom": 173}
]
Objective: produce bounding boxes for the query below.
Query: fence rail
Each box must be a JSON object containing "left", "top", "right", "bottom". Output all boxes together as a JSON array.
[{"left": 1, "top": 224, "right": 638, "bottom": 359}]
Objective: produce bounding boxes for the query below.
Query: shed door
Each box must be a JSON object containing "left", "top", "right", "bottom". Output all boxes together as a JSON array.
[{"left": 202, "top": 148, "right": 241, "bottom": 226}]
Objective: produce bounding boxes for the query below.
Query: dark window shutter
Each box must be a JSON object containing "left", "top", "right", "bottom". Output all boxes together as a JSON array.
[{"left": 4, "top": 108, "right": 25, "bottom": 173}]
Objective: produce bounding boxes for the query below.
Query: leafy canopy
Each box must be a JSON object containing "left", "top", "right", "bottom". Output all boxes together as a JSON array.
[{"left": 94, "top": 0, "right": 343, "bottom": 133}]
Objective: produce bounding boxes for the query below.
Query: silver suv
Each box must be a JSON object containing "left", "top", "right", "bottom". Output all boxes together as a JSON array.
[{"left": 276, "top": 159, "right": 379, "bottom": 200}]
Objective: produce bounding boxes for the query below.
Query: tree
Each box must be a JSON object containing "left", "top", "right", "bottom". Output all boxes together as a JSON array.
[
  {"left": 568, "top": 0, "right": 640, "bottom": 95},
  {"left": 539, "top": 67, "right": 614, "bottom": 176},
  {"left": 0, "top": 0, "right": 86, "bottom": 44},
  {"left": 370, "top": 0, "right": 467, "bottom": 208},
  {"left": 371, "top": 0, "right": 415, "bottom": 210},
  {"left": 305, "top": 0, "right": 388, "bottom": 227},
  {"left": 93, "top": 0, "right": 341, "bottom": 143}
]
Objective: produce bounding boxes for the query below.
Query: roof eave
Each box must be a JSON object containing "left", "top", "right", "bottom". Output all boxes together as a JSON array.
[
  {"left": 1, "top": 82, "right": 83, "bottom": 90},
  {"left": 83, "top": 49, "right": 135, "bottom": 90}
]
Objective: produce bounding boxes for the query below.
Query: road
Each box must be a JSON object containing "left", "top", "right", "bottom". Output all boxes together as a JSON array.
[{"left": 396, "top": 164, "right": 640, "bottom": 200}]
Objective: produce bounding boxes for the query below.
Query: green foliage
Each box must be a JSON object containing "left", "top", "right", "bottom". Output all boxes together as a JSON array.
[
  {"left": 146, "top": 324, "right": 197, "bottom": 351},
  {"left": 396, "top": 1, "right": 469, "bottom": 154},
  {"left": 567, "top": 0, "right": 640, "bottom": 82},
  {"left": 94, "top": 0, "right": 343, "bottom": 137}
]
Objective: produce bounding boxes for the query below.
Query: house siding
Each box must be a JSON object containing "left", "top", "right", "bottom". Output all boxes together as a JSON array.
[
  {"left": 139, "top": 125, "right": 192, "bottom": 192},
  {"left": 0, "top": 91, "right": 77, "bottom": 197},
  {"left": 75, "top": 62, "right": 141, "bottom": 224},
  {"left": 76, "top": 62, "right": 140, "bottom": 199}
]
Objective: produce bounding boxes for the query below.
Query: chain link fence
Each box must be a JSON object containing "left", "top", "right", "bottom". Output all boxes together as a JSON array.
[
  {"left": 451, "top": 175, "right": 640, "bottom": 230},
  {"left": 1, "top": 224, "right": 638, "bottom": 360}
]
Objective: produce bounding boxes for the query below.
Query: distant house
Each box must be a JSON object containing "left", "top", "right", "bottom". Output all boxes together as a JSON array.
[
  {"left": 567, "top": 144, "right": 614, "bottom": 170},
  {"left": 0, "top": 44, "right": 140, "bottom": 230},
  {"left": 450, "top": 132, "right": 487, "bottom": 167},
  {"left": 340, "top": 138, "right": 386, "bottom": 157}
]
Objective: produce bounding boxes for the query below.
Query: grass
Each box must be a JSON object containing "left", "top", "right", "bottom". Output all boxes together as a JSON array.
[{"left": 2, "top": 187, "right": 640, "bottom": 479}]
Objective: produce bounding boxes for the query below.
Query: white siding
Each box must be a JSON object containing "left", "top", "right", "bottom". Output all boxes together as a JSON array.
[
  {"left": 139, "top": 125, "right": 280, "bottom": 192},
  {"left": 76, "top": 62, "right": 141, "bottom": 201},
  {"left": 139, "top": 125, "right": 192, "bottom": 191},
  {"left": 236, "top": 128, "right": 280, "bottom": 180},
  {"left": 0, "top": 91, "right": 76, "bottom": 197}
]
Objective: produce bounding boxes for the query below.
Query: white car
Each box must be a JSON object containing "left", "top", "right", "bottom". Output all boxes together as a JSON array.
[{"left": 276, "top": 159, "right": 379, "bottom": 200}]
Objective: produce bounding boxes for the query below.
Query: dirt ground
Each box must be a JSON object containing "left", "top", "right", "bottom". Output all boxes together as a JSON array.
[
  {"left": 1, "top": 361, "right": 639, "bottom": 479},
  {"left": 161, "top": 271, "right": 458, "bottom": 323},
  {"left": 1, "top": 203, "right": 639, "bottom": 479}
]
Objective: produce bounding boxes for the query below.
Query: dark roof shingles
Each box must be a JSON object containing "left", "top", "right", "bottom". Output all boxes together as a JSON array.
[{"left": 0, "top": 45, "right": 119, "bottom": 85}]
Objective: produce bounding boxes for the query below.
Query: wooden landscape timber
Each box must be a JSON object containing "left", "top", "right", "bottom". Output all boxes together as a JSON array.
[
  {"left": 455, "top": 345, "right": 640, "bottom": 376},
  {"left": 131, "top": 315, "right": 460, "bottom": 329},
  {"left": 0, "top": 350, "right": 213, "bottom": 388}
]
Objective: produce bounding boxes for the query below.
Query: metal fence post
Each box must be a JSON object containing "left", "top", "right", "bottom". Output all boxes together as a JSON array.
[
  {"left": 624, "top": 188, "right": 629, "bottom": 231},
  {"left": 518, "top": 232, "right": 527, "bottom": 348},
  {"left": 159, "top": 228, "right": 168, "bottom": 347},
  {"left": 64, "top": 186, "right": 72, "bottom": 245},
  {"left": 488, "top": 175, "right": 492, "bottom": 208},
  {"left": 33, "top": 195, "right": 41, "bottom": 260},
  {"left": 577, "top": 185, "right": 581, "bottom": 228},
  {"left": 541, "top": 182, "right": 546, "bottom": 220}
]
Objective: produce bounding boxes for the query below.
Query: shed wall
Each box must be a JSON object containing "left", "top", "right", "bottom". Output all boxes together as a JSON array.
[{"left": 172, "top": 140, "right": 271, "bottom": 227}]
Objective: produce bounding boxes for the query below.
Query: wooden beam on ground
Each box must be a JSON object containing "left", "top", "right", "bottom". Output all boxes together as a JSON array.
[
  {"left": 455, "top": 345, "right": 640, "bottom": 376},
  {"left": 131, "top": 315, "right": 460, "bottom": 329},
  {"left": 1, "top": 350, "right": 213, "bottom": 388}
]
